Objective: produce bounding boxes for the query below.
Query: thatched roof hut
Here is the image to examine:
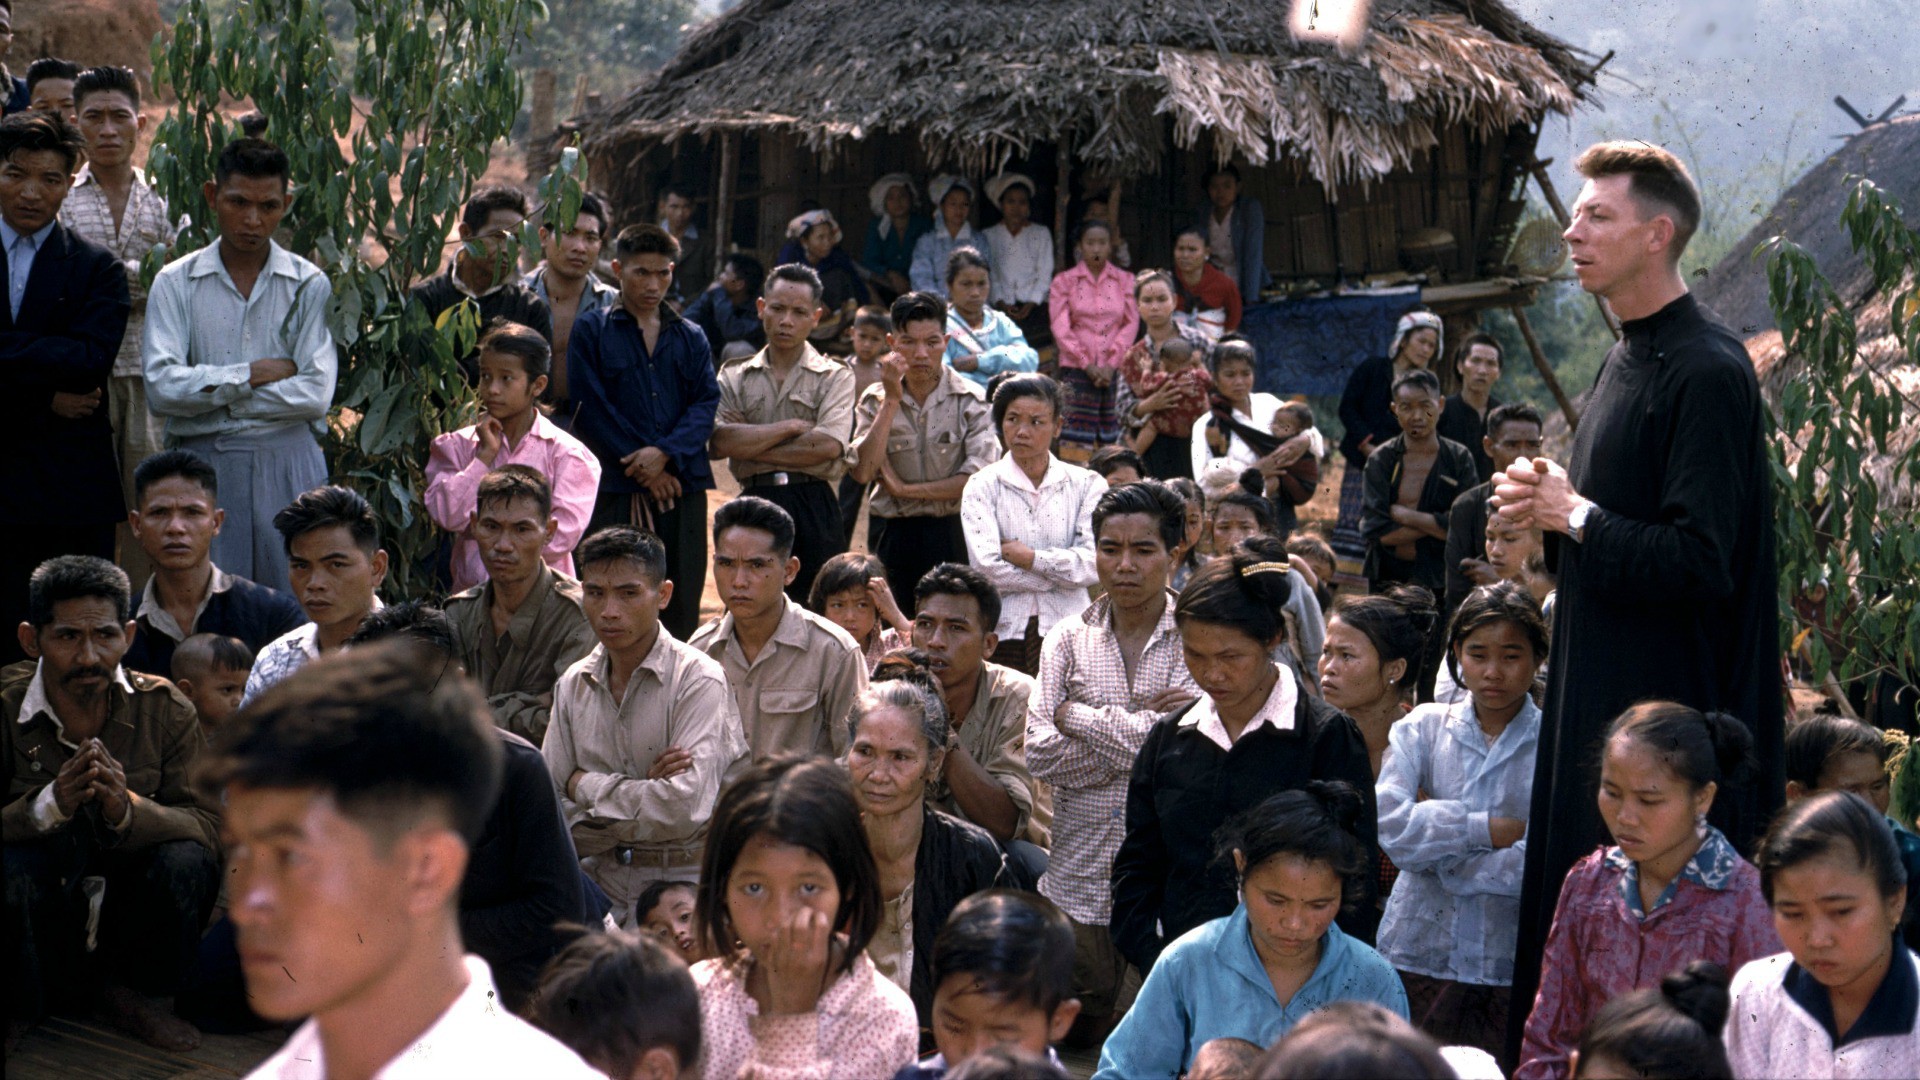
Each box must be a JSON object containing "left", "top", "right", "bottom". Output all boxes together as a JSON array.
[
  {"left": 1696, "top": 115, "right": 1920, "bottom": 513},
  {"left": 578, "top": 0, "right": 1597, "bottom": 295}
]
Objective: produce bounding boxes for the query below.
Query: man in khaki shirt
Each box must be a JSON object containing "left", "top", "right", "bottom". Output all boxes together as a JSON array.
[
  {"left": 851, "top": 292, "right": 1001, "bottom": 617},
  {"left": 445, "top": 468, "right": 596, "bottom": 745},
  {"left": 910, "top": 563, "right": 1050, "bottom": 879},
  {"left": 4, "top": 556, "right": 220, "bottom": 1050},
  {"left": 688, "top": 497, "right": 867, "bottom": 762},
  {"left": 708, "top": 263, "right": 856, "bottom": 602},
  {"left": 542, "top": 528, "right": 746, "bottom": 917}
]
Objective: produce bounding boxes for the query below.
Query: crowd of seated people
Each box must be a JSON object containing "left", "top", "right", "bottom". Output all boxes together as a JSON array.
[{"left": 6, "top": 81, "right": 1918, "bottom": 1080}]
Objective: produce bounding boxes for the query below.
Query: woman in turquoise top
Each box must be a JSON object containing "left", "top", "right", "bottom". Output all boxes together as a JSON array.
[
  {"left": 944, "top": 248, "right": 1038, "bottom": 391},
  {"left": 1094, "top": 782, "right": 1408, "bottom": 1079}
]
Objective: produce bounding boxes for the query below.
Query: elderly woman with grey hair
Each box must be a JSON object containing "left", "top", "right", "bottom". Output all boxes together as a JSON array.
[{"left": 846, "top": 651, "right": 1026, "bottom": 1025}]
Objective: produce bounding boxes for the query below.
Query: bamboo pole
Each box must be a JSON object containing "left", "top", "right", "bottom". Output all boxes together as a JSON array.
[
  {"left": 1511, "top": 303, "right": 1578, "bottom": 432},
  {"left": 714, "top": 132, "right": 738, "bottom": 256},
  {"left": 1054, "top": 136, "right": 1073, "bottom": 270},
  {"left": 1525, "top": 158, "right": 1622, "bottom": 340}
]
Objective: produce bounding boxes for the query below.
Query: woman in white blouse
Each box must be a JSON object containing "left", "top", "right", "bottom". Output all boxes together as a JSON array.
[{"left": 960, "top": 374, "right": 1107, "bottom": 674}]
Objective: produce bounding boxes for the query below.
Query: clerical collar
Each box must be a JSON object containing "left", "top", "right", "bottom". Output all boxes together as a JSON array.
[
  {"left": 1781, "top": 935, "right": 1917, "bottom": 1048},
  {"left": 1620, "top": 292, "right": 1697, "bottom": 339}
]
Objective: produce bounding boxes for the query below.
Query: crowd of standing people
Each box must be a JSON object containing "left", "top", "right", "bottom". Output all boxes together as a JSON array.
[{"left": 3, "top": 42, "right": 1917, "bottom": 1080}]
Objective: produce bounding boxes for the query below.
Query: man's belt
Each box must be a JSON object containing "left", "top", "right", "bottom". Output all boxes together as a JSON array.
[{"left": 741, "top": 471, "right": 828, "bottom": 489}]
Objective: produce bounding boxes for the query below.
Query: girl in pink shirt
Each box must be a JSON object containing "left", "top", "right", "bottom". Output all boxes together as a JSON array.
[
  {"left": 1048, "top": 220, "right": 1137, "bottom": 452},
  {"left": 691, "top": 757, "right": 919, "bottom": 1080}
]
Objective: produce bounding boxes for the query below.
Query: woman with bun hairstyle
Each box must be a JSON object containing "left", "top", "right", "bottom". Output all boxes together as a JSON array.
[
  {"left": 1516, "top": 703, "right": 1782, "bottom": 1079},
  {"left": 1724, "top": 791, "right": 1916, "bottom": 1078},
  {"left": 1097, "top": 783, "right": 1405, "bottom": 1079},
  {"left": 1109, "top": 537, "right": 1377, "bottom": 981},
  {"left": 846, "top": 653, "right": 1018, "bottom": 1025},
  {"left": 1570, "top": 961, "right": 1733, "bottom": 1079},
  {"left": 1376, "top": 581, "right": 1549, "bottom": 1064},
  {"left": 1319, "top": 584, "right": 1436, "bottom": 778}
]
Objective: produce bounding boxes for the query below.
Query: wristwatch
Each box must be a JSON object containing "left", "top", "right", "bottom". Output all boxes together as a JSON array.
[{"left": 1567, "top": 499, "right": 1595, "bottom": 542}]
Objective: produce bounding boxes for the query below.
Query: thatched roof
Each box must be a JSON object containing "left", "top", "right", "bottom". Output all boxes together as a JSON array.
[
  {"left": 1694, "top": 114, "right": 1920, "bottom": 336},
  {"left": 583, "top": 0, "right": 1597, "bottom": 189}
]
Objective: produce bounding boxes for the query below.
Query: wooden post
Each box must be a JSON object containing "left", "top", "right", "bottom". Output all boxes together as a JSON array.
[
  {"left": 570, "top": 74, "right": 590, "bottom": 118},
  {"left": 1054, "top": 136, "right": 1073, "bottom": 270},
  {"left": 1511, "top": 304, "right": 1578, "bottom": 432},
  {"left": 1526, "top": 158, "right": 1623, "bottom": 340},
  {"left": 528, "top": 69, "right": 556, "bottom": 147},
  {"left": 713, "top": 132, "right": 738, "bottom": 256}
]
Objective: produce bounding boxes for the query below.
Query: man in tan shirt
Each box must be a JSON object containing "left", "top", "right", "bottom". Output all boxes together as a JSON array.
[
  {"left": 910, "top": 563, "right": 1050, "bottom": 877},
  {"left": 688, "top": 497, "right": 867, "bottom": 762},
  {"left": 708, "top": 263, "right": 856, "bottom": 602},
  {"left": 542, "top": 528, "right": 746, "bottom": 917},
  {"left": 851, "top": 291, "right": 1001, "bottom": 616},
  {"left": 445, "top": 467, "right": 596, "bottom": 745}
]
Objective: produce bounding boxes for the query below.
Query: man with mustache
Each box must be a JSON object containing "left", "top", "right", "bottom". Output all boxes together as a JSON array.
[{"left": 3, "top": 556, "right": 221, "bottom": 1052}]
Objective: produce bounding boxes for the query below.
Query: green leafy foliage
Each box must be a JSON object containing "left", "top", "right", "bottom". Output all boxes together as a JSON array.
[
  {"left": 1763, "top": 178, "right": 1920, "bottom": 701},
  {"left": 148, "top": 0, "right": 581, "bottom": 599}
]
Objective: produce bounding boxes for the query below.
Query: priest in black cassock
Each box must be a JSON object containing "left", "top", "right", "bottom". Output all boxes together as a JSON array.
[{"left": 1492, "top": 142, "right": 1783, "bottom": 1049}]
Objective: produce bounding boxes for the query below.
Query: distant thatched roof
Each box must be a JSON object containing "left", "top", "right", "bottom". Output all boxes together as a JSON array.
[
  {"left": 1694, "top": 114, "right": 1920, "bottom": 336},
  {"left": 584, "top": 0, "right": 1596, "bottom": 189}
]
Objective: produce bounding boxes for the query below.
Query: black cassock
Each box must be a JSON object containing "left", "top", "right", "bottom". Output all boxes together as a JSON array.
[{"left": 1506, "top": 293, "right": 1784, "bottom": 1041}]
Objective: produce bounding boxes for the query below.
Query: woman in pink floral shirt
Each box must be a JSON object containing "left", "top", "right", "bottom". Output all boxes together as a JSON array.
[
  {"left": 1048, "top": 220, "right": 1137, "bottom": 452},
  {"left": 691, "top": 757, "right": 918, "bottom": 1080},
  {"left": 1516, "top": 703, "right": 1783, "bottom": 1079}
]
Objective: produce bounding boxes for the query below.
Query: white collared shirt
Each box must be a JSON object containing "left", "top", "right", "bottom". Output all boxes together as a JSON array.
[
  {"left": 960, "top": 454, "right": 1107, "bottom": 639},
  {"left": 981, "top": 220, "right": 1055, "bottom": 305},
  {"left": 1178, "top": 663, "right": 1300, "bottom": 752},
  {"left": 135, "top": 564, "right": 235, "bottom": 644},
  {"left": 20, "top": 660, "right": 138, "bottom": 832},
  {"left": 143, "top": 238, "right": 338, "bottom": 440},
  {"left": 241, "top": 597, "right": 384, "bottom": 706},
  {"left": 246, "top": 955, "right": 600, "bottom": 1079}
]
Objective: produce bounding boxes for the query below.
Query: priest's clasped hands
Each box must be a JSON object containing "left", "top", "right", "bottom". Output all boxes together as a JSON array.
[{"left": 1491, "top": 456, "right": 1594, "bottom": 538}]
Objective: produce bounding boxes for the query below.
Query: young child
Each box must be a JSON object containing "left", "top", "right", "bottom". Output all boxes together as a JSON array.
[
  {"left": 534, "top": 930, "right": 702, "bottom": 1080},
  {"left": 1376, "top": 581, "right": 1549, "bottom": 1064},
  {"left": 1123, "top": 334, "right": 1213, "bottom": 447},
  {"left": 849, "top": 305, "right": 894, "bottom": 398},
  {"left": 692, "top": 757, "right": 919, "bottom": 1080},
  {"left": 424, "top": 318, "right": 601, "bottom": 593},
  {"left": 840, "top": 307, "right": 895, "bottom": 543},
  {"left": 1095, "top": 783, "right": 1409, "bottom": 1079},
  {"left": 1265, "top": 400, "right": 1323, "bottom": 510},
  {"left": 893, "top": 890, "right": 1081, "bottom": 1080},
  {"left": 1167, "top": 477, "right": 1206, "bottom": 591},
  {"left": 1087, "top": 446, "right": 1146, "bottom": 486},
  {"left": 1725, "top": 791, "right": 1916, "bottom": 1078},
  {"left": 634, "top": 879, "right": 701, "bottom": 965},
  {"left": 1784, "top": 713, "right": 1920, "bottom": 949},
  {"left": 170, "top": 632, "right": 254, "bottom": 734},
  {"left": 1517, "top": 703, "right": 1783, "bottom": 1079},
  {"left": 810, "top": 551, "right": 912, "bottom": 673},
  {"left": 1184, "top": 1037, "right": 1263, "bottom": 1080},
  {"left": 1570, "top": 961, "right": 1732, "bottom": 1080},
  {"left": 1286, "top": 532, "right": 1338, "bottom": 615}
]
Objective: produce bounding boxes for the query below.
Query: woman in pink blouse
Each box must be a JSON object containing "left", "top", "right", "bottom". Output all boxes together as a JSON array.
[
  {"left": 1516, "top": 703, "right": 1783, "bottom": 1079},
  {"left": 1048, "top": 220, "right": 1137, "bottom": 453}
]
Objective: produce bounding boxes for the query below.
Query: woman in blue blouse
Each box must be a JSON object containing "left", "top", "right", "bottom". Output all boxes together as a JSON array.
[
  {"left": 944, "top": 247, "right": 1037, "bottom": 391},
  {"left": 1095, "top": 782, "right": 1408, "bottom": 1079}
]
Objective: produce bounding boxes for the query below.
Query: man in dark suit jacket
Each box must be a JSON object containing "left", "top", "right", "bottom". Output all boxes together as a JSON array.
[{"left": 0, "top": 111, "right": 131, "bottom": 663}]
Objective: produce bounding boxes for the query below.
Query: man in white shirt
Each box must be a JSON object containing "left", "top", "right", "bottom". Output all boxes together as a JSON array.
[
  {"left": 243, "top": 486, "right": 388, "bottom": 706},
  {"left": 143, "top": 138, "right": 338, "bottom": 593},
  {"left": 215, "top": 639, "right": 600, "bottom": 1079}
]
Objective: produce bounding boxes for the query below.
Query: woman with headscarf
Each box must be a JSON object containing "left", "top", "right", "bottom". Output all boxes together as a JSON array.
[
  {"left": 777, "top": 208, "right": 873, "bottom": 349},
  {"left": 1331, "top": 311, "right": 1442, "bottom": 578},
  {"left": 911, "top": 175, "right": 993, "bottom": 298},
  {"left": 980, "top": 172, "right": 1055, "bottom": 347},
  {"left": 862, "top": 173, "right": 930, "bottom": 301}
]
